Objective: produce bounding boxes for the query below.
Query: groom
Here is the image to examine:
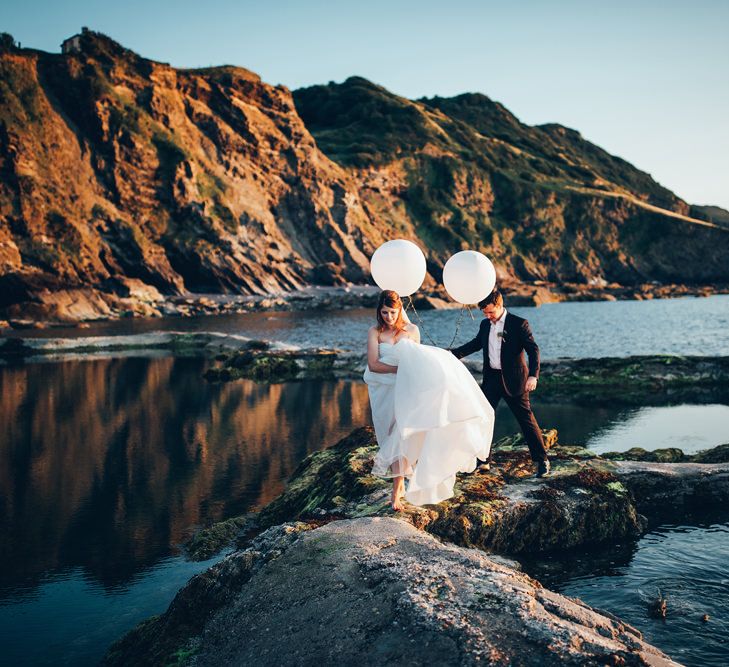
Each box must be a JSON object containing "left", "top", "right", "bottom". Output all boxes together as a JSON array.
[{"left": 451, "top": 289, "right": 550, "bottom": 477}]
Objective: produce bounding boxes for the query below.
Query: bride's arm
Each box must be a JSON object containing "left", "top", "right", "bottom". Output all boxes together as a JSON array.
[
  {"left": 407, "top": 323, "right": 420, "bottom": 344},
  {"left": 367, "top": 327, "right": 398, "bottom": 373}
]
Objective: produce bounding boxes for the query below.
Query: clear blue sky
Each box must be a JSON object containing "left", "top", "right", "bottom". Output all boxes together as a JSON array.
[{"left": 4, "top": 0, "right": 728, "bottom": 209}]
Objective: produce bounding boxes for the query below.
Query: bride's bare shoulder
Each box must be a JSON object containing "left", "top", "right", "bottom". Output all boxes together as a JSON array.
[{"left": 405, "top": 323, "right": 419, "bottom": 334}]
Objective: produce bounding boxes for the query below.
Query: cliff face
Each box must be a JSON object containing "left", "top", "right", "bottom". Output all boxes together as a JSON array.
[
  {"left": 1, "top": 32, "right": 728, "bottom": 321},
  {"left": 0, "top": 31, "right": 377, "bottom": 318},
  {"left": 293, "top": 78, "right": 729, "bottom": 286}
]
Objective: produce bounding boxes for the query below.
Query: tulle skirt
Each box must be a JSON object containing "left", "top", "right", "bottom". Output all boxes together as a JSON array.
[{"left": 363, "top": 339, "right": 494, "bottom": 506}]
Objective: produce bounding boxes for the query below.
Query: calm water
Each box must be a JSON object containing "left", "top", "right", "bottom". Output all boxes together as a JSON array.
[
  {"left": 0, "top": 357, "right": 371, "bottom": 666},
  {"left": 0, "top": 357, "right": 727, "bottom": 664},
  {"left": 2, "top": 295, "right": 729, "bottom": 664},
  {"left": 520, "top": 514, "right": 729, "bottom": 666},
  {"left": 7, "top": 294, "right": 729, "bottom": 359}
]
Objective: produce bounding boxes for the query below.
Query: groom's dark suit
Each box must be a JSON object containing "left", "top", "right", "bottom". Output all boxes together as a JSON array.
[{"left": 451, "top": 313, "right": 548, "bottom": 462}]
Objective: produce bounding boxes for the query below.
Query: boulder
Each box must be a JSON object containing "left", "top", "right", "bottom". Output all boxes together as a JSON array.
[{"left": 105, "top": 518, "right": 679, "bottom": 667}]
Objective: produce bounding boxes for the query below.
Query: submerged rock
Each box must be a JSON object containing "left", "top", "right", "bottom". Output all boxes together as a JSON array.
[{"left": 106, "top": 518, "right": 679, "bottom": 667}]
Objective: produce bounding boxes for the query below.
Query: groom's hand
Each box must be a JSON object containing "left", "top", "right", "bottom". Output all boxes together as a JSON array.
[{"left": 525, "top": 376, "right": 538, "bottom": 392}]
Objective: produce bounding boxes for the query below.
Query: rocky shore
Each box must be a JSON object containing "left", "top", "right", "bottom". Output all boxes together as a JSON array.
[
  {"left": 4, "top": 331, "right": 729, "bottom": 406},
  {"left": 202, "top": 344, "right": 729, "bottom": 406},
  {"left": 1, "top": 282, "right": 727, "bottom": 330},
  {"left": 104, "top": 425, "right": 729, "bottom": 666}
]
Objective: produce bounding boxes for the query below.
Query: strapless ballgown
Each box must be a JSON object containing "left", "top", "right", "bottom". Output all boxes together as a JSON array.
[{"left": 363, "top": 338, "right": 494, "bottom": 506}]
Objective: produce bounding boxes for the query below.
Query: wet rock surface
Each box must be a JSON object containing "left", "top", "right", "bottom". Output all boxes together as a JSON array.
[{"left": 106, "top": 518, "right": 679, "bottom": 667}]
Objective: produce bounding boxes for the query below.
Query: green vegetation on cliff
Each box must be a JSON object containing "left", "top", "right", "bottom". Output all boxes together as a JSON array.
[
  {"left": 294, "top": 77, "right": 729, "bottom": 285},
  {"left": 2, "top": 32, "right": 729, "bottom": 322}
]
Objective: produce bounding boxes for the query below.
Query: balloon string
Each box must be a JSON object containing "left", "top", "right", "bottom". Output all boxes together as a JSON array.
[
  {"left": 447, "top": 305, "right": 466, "bottom": 349},
  {"left": 404, "top": 296, "right": 440, "bottom": 347},
  {"left": 405, "top": 298, "right": 478, "bottom": 349}
]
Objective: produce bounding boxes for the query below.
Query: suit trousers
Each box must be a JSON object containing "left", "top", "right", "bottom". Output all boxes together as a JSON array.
[{"left": 482, "top": 368, "right": 548, "bottom": 462}]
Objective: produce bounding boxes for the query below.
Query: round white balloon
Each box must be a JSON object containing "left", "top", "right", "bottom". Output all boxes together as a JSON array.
[
  {"left": 443, "top": 251, "right": 496, "bottom": 304},
  {"left": 370, "top": 239, "right": 426, "bottom": 297}
]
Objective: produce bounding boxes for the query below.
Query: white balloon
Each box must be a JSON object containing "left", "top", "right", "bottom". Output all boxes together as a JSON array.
[
  {"left": 370, "top": 239, "right": 426, "bottom": 297},
  {"left": 443, "top": 251, "right": 496, "bottom": 304}
]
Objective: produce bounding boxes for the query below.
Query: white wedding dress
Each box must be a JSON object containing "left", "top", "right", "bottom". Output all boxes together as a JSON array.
[{"left": 363, "top": 338, "right": 494, "bottom": 506}]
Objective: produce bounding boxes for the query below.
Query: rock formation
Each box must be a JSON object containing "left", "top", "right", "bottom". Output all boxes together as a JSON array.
[
  {"left": 2, "top": 30, "right": 729, "bottom": 321},
  {"left": 104, "top": 423, "right": 729, "bottom": 665},
  {"left": 105, "top": 518, "right": 681, "bottom": 666},
  {"left": 1, "top": 31, "right": 375, "bottom": 320}
]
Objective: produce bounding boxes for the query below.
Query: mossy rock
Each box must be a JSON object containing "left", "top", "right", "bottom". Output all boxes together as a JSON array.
[
  {"left": 546, "top": 467, "right": 624, "bottom": 495},
  {"left": 602, "top": 447, "right": 686, "bottom": 462},
  {"left": 205, "top": 347, "right": 340, "bottom": 383},
  {"left": 493, "top": 428, "right": 558, "bottom": 452},
  {"left": 550, "top": 445, "right": 596, "bottom": 459},
  {"left": 184, "top": 515, "right": 252, "bottom": 561},
  {"left": 195, "top": 428, "right": 729, "bottom": 563},
  {"left": 257, "top": 427, "right": 387, "bottom": 527},
  {"left": 690, "top": 443, "right": 729, "bottom": 463}
]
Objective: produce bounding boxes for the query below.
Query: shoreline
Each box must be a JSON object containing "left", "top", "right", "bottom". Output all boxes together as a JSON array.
[
  {"left": 2, "top": 281, "right": 728, "bottom": 330},
  {"left": 3, "top": 333, "right": 729, "bottom": 405}
]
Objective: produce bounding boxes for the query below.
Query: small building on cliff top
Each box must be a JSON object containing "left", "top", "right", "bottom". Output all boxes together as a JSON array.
[{"left": 61, "top": 27, "right": 89, "bottom": 54}]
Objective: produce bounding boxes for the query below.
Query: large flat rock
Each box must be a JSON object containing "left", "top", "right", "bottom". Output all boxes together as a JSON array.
[{"left": 107, "top": 518, "right": 679, "bottom": 667}]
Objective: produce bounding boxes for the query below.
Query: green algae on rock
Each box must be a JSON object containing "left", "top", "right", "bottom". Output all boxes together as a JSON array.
[
  {"left": 114, "top": 428, "right": 729, "bottom": 666},
  {"left": 184, "top": 424, "right": 729, "bottom": 563},
  {"left": 539, "top": 355, "right": 729, "bottom": 398},
  {"left": 184, "top": 426, "right": 654, "bottom": 560}
]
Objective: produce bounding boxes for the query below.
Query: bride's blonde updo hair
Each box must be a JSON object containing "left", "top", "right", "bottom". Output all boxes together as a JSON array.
[{"left": 376, "top": 290, "right": 407, "bottom": 334}]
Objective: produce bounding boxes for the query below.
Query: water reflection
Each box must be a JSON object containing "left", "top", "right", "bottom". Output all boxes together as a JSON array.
[
  {"left": 1, "top": 354, "right": 729, "bottom": 666},
  {"left": 0, "top": 357, "right": 370, "bottom": 597},
  {"left": 585, "top": 404, "right": 729, "bottom": 454}
]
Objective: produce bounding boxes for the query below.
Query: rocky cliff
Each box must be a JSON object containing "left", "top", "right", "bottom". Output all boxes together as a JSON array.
[
  {"left": 0, "top": 31, "right": 376, "bottom": 320},
  {"left": 2, "top": 31, "right": 728, "bottom": 322}
]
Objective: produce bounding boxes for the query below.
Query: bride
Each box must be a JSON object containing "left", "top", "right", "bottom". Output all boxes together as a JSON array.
[{"left": 364, "top": 290, "right": 495, "bottom": 510}]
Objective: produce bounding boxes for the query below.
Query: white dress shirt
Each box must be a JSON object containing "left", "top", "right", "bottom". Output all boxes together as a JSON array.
[{"left": 488, "top": 308, "right": 507, "bottom": 369}]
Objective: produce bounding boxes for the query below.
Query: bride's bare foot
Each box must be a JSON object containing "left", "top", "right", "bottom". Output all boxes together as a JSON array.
[{"left": 391, "top": 478, "right": 405, "bottom": 511}]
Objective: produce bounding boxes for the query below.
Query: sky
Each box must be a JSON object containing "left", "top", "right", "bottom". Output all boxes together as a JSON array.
[{"left": 4, "top": 0, "right": 728, "bottom": 209}]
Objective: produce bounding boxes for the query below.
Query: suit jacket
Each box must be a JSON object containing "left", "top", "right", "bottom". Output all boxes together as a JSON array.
[{"left": 451, "top": 312, "right": 540, "bottom": 397}]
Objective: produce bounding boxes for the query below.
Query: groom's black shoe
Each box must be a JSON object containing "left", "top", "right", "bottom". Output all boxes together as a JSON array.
[{"left": 535, "top": 460, "right": 550, "bottom": 478}]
